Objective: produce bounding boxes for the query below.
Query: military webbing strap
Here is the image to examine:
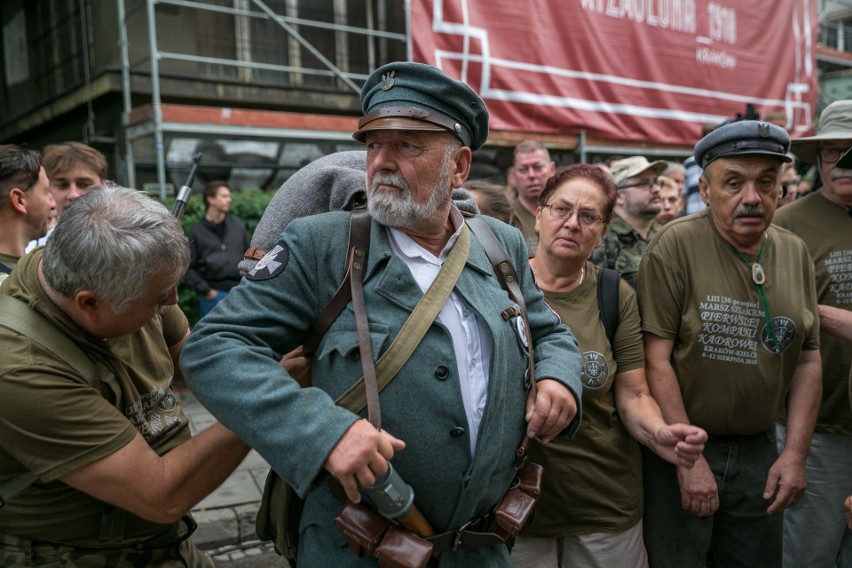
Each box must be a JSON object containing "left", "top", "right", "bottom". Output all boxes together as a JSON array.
[
  {"left": 0, "top": 295, "right": 97, "bottom": 506},
  {"left": 335, "top": 223, "right": 472, "bottom": 416},
  {"left": 0, "top": 295, "right": 96, "bottom": 380}
]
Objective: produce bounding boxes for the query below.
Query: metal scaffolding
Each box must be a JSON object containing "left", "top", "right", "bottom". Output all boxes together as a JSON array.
[{"left": 115, "top": 0, "right": 406, "bottom": 197}]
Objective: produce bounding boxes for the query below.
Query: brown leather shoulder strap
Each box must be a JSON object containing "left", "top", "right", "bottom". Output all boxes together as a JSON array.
[
  {"left": 302, "top": 209, "right": 371, "bottom": 359},
  {"left": 464, "top": 215, "right": 537, "bottom": 459},
  {"left": 243, "top": 246, "right": 267, "bottom": 261},
  {"left": 348, "top": 229, "right": 381, "bottom": 429}
]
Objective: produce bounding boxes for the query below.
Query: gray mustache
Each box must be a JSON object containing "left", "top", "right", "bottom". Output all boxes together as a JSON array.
[
  {"left": 830, "top": 168, "right": 852, "bottom": 181},
  {"left": 371, "top": 173, "right": 410, "bottom": 192},
  {"left": 735, "top": 206, "right": 765, "bottom": 218}
]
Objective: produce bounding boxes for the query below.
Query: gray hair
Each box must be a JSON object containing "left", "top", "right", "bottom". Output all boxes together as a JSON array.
[
  {"left": 662, "top": 161, "right": 686, "bottom": 178},
  {"left": 42, "top": 184, "right": 189, "bottom": 313}
]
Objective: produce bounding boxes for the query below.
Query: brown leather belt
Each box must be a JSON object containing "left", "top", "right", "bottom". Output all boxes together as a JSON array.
[
  {"left": 425, "top": 514, "right": 507, "bottom": 554},
  {"left": 328, "top": 478, "right": 506, "bottom": 554}
]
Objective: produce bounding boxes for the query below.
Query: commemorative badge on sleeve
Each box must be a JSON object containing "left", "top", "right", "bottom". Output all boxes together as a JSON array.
[{"left": 247, "top": 243, "right": 288, "bottom": 280}]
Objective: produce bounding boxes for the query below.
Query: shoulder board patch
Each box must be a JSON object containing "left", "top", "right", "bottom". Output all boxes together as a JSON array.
[
  {"left": 247, "top": 243, "right": 288, "bottom": 280},
  {"left": 543, "top": 299, "right": 562, "bottom": 324}
]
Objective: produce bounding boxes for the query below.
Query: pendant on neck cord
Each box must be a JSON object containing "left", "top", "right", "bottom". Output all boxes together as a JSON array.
[{"left": 752, "top": 263, "right": 766, "bottom": 285}]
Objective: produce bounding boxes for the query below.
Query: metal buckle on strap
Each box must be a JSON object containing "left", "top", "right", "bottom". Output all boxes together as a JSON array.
[{"left": 451, "top": 518, "right": 474, "bottom": 551}]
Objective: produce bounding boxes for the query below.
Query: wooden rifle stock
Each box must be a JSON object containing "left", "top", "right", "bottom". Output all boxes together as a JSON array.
[{"left": 397, "top": 504, "right": 435, "bottom": 538}]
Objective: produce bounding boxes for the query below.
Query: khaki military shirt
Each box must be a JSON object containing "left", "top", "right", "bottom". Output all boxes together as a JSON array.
[
  {"left": 637, "top": 209, "right": 819, "bottom": 435},
  {"left": 0, "top": 250, "right": 191, "bottom": 546},
  {"left": 774, "top": 192, "right": 852, "bottom": 434},
  {"left": 0, "top": 252, "right": 18, "bottom": 272}
]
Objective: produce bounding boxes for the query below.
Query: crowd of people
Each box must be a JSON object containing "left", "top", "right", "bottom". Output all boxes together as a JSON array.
[{"left": 0, "top": 61, "right": 850, "bottom": 568}]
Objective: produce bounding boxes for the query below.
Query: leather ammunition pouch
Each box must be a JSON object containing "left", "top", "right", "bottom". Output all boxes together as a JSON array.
[
  {"left": 334, "top": 458, "right": 543, "bottom": 566},
  {"left": 488, "top": 460, "right": 542, "bottom": 541},
  {"left": 335, "top": 501, "right": 432, "bottom": 568}
]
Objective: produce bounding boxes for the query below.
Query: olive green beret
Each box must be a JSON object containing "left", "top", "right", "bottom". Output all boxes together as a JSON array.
[{"left": 353, "top": 61, "right": 489, "bottom": 150}]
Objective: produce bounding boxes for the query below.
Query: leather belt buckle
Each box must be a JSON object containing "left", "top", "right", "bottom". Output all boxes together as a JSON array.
[{"left": 451, "top": 518, "right": 474, "bottom": 551}]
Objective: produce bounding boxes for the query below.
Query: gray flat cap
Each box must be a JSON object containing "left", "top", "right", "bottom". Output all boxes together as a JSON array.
[{"left": 694, "top": 120, "right": 791, "bottom": 169}]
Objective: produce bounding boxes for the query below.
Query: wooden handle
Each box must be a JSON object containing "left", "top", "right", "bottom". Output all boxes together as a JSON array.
[{"left": 398, "top": 505, "right": 436, "bottom": 538}]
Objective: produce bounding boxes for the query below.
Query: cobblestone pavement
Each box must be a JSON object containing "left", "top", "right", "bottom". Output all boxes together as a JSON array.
[
  {"left": 209, "top": 541, "right": 288, "bottom": 567},
  {"left": 176, "top": 387, "right": 273, "bottom": 551}
]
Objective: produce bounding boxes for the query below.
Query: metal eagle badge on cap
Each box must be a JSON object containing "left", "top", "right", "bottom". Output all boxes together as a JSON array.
[
  {"left": 381, "top": 70, "right": 395, "bottom": 90},
  {"left": 247, "top": 242, "right": 288, "bottom": 280}
]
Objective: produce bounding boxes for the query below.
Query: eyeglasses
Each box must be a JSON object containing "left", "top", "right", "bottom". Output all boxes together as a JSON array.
[
  {"left": 818, "top": 146, "right": 852, "bottom": 164},
  {"left": 543, "top": 204, "right": 605, "bottom": 226},
  {"left": 618, "top": 177, "right": 663, "bottom": 191}
]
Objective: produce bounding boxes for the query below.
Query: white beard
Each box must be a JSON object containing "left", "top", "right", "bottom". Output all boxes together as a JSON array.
[{"left": 368, "top": 170, "right": 450, "bottom": 228}]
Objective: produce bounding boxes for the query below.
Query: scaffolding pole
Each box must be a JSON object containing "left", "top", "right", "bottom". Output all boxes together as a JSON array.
[
  {"left": 117, "top": 0, "right": 136, "bottom": 189},
  {"left": 145, "top": 0, "right": 167, "bottom": 199}
]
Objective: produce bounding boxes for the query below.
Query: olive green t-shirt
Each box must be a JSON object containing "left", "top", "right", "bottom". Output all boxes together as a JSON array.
[
  {"left": 0, "top": 251, "right": 19, "bottom": 272},
  {"left": 636, "top": 209, "right": 819, "bottom": 435},
  {"left": 511, "top": 199, "right": 538, "bottom": 257},
  {"left": 525, "top": 262, "right": 645, "bottom": 536},
  {"left": 0, "top": 250, "right": 191, "bottom": 546},
  {"left": 774, "top": 191, "right": 852, "bottom": 434}
]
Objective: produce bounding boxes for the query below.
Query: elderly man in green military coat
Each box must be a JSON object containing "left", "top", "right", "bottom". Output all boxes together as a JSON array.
[{"left": 181, "top": 61, "right": 583, "bottom": 567}]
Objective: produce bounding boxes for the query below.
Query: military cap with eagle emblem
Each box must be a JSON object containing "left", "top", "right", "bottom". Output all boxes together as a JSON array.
[{"left": 353, "top": 61, "right": 489, "bottom": 150}]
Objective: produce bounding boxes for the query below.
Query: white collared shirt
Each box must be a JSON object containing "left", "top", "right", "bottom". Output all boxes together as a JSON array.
[{"left": 386, "top": 211, "right": 492, "bottom": 456}]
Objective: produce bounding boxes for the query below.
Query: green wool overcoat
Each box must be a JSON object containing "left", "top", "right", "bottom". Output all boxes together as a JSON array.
[{"left": 181, "top": 210, "right": 582, "bottom": 567}]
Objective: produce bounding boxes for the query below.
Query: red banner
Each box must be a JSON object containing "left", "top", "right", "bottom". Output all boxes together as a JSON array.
[{"left": 410, "top": 0, "right": 818, "bottom": 146}]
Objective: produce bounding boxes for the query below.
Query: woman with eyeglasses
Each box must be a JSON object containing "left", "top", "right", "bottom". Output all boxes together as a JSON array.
[{"left": 511, "top": 164, "right": 708, "bottom": 568}]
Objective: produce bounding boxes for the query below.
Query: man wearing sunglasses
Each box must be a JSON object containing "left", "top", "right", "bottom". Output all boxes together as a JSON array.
[
  {"left": 773, "top": 99, "right": 852, "bottom": 568},
  {"left": 590, "top": 155, "right": 667, "bottom": 287}
]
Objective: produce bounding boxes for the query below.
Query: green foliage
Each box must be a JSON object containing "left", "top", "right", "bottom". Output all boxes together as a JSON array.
[{"left": 158, "top": 189, "right": 276, "bottom": 327}]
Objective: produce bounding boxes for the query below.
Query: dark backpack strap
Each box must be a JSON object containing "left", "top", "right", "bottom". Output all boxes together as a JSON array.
[
  {"left": 596, "top": 268, "right": 621, "bottom": 346},
  {"left": 301, "top": 209, "right": 371, "bottom": 359}
]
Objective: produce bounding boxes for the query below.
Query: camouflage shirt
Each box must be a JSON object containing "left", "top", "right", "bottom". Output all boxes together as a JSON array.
[{"left": 589, "top": 214, "right": 659, "bottom": 288}]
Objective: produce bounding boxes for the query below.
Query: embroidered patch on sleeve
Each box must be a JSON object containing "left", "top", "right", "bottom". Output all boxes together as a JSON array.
[{"left": 246, "top": 243, "right": 288, "bottom": 280}]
